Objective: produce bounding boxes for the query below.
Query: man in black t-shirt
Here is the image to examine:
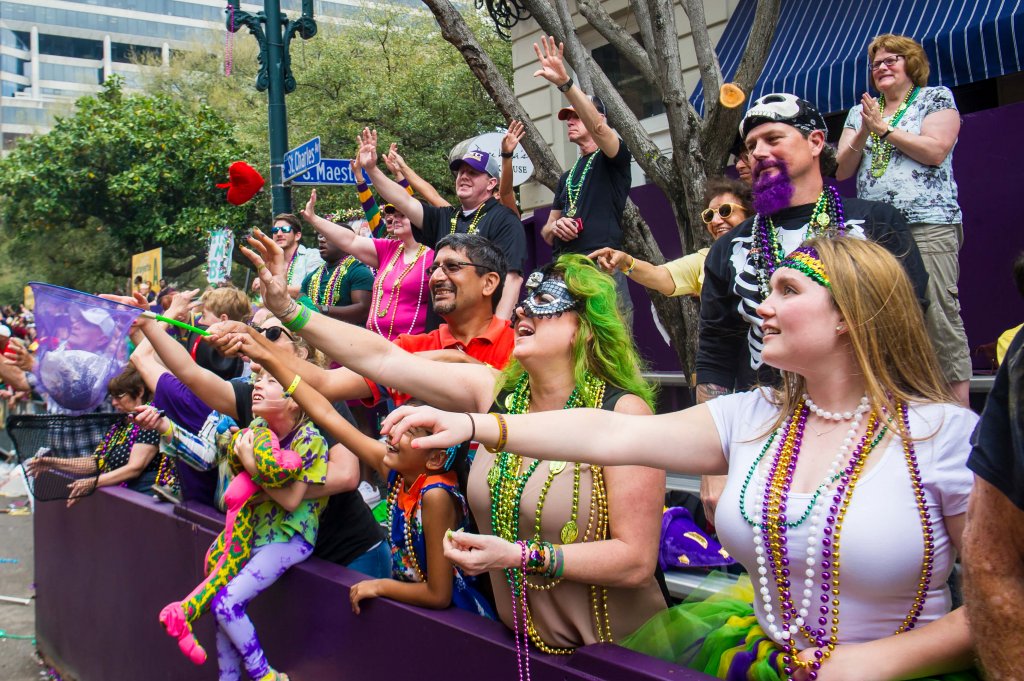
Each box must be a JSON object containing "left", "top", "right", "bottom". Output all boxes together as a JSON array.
[
  {"left": 358, "top": 130, "right": 525, "bottom": 320},
  {"left": 534, "top": 36, "right": 633, "bottom": 320},
  {"left": 963, "top": 326, "right": 1024, "bottom": 678}
]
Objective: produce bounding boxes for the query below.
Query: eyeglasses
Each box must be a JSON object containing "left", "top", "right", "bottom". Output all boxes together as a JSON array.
[
  {"left": 426, "top": 261, "right": 490, "bottom": 277},
  {"left": 108, "top": 392, "right": 128, "bottom": 400},
  {"left": 270, "top": 225, "right": 295, "bottom": 235},
  {"left": 701, "top": 203, "right": 746, "bottom": 224},
  {"left": 869, "top": 55, "right": 903, "bottom": 71},
  {"left": 253, "top": 325, "right": 296, "bottom": 343}
]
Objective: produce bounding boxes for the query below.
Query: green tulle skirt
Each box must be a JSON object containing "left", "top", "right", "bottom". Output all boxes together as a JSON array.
[{"left": 621, "top": 574, "right": 979, "bottom": 681}]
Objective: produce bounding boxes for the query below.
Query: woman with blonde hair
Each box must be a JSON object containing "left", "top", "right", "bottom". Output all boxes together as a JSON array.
[
  {"left": 837, "top": 33, "right": 971, "bottom": 406},
  {"left": 386, "top": 236, "right": 978, "bottom": 681}
]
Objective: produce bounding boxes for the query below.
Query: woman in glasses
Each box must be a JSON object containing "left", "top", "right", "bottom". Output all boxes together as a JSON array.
[
  {"left": 589, "top": 177, "right": 752, "bottom": 298},
  {"left": 233, "top": 235, "right": 668, "bottom": 657},
  {"left": 25, "top": 364, "right": 165, "bottom": 507},
  {"left": 300, "top": 188, "right": 433, "bottom": 341},
  {"left": 837, "top": 34, "right": 971, "bottom": 406}
]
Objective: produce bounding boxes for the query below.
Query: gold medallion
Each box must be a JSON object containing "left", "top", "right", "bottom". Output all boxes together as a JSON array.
[
  {"left": 549, "top": 461, "right": 566, "bottom": 475},
  {"left": 564, "top": 206, "right": 576, "bottom": 218},
  {"left": 504, "top": 393, "right": 516, "bottom": 411},
  {"left": 487, "top": 465, "right": 499, "bottom": 488},
  {"left": 560, "top": 520, "right": 579, "bottom": 544},
  {"left": 815, "top": 212, "right": 830, "bottom": 228}
]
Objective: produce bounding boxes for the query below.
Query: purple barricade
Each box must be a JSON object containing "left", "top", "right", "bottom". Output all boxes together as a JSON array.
[{"left": 35, "top": 486, "right": 712, "bottom": 681}]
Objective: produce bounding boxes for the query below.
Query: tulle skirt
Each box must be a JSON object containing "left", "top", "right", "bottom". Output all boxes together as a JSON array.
[{"left": 621, "top": 574, "right": 979, "bottom": 681}]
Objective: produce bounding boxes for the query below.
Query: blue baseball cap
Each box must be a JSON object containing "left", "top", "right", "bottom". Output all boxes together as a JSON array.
[{"left": 449, "top": 150, "right": 500, "bottom": 178}]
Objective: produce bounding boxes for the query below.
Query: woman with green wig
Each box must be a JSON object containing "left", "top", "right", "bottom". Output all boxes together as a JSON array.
[{"left": 225, "top": 239, "right": 668, "bottom": 659}]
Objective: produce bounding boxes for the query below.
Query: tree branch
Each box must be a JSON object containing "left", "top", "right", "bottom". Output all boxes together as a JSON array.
[
  {"left": 575, "top": 0, "right": 659, "bottom": 92},
  {"left": 680, "top": 0, "right": 723, "bottom": 111},
  {"left": 420, "top": 0, "right": 563, "bottom": 191},
  {"left": 554, "top": 0, "right": 593, "bottom": 92},
  {"left": 699, "top": 0, "right": 780, "bottom": 168}
]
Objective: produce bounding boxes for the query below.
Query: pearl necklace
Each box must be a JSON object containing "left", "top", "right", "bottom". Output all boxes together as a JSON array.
[
  {"left": 802, "top": 394, "right": 869, "bottom": 422},
  {"left": 371, "top": 244, "right": 428, "bottom": 341}
]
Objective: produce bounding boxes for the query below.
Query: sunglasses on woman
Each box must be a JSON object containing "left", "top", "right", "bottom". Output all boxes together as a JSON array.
[
  {"left": 252, "top": 325, "right": 296, "bottom": 342},
  {"left": 701, "top": 203, "right": 745, "bottom": 224},
  {"left": 270, "top": 225, "right": 295, "bottom": 235}
]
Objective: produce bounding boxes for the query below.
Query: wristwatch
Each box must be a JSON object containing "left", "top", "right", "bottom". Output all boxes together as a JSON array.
[
  {"left": 880, "top": 124, "right": 896, "bottom": 140},
  {"left": 556, "top": 77, "right": 574, "bottom": 93}
]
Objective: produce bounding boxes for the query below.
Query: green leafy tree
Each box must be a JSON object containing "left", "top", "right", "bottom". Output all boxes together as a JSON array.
[
  {"left": 143, "top": 7, "right": 511, "bottom": 213},
  {"left": 0, "top": 76, "right": 263, "bottom": 296}
]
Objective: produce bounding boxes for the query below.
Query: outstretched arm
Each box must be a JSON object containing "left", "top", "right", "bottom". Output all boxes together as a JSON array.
[
  {"left": 383, "top": 400, "right": 727, "bottom": 476},
  {"left": 237, "top": 232, "right": 497, "bottom": 413},
  {"left": 387, "top": 145, "right": 449, "bottom": 209},
  {"left": 300, "top": 189, "right": 379, "bottom": 267},
  {"left": 356, "top": 129, "right": 425, "bottom": 226},
  {"left": 534, "top": 36, "right": 620, "bottom": 158},
  {"left": 498, "top": 121, "right": 524, "bottom": 216}
]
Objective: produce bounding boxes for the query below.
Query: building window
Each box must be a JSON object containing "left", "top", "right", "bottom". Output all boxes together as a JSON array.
[
  {"left": 1, "top": 29, "right": 30, "bottom": 51},
  {"left": 39, "top": 35, "right": 104, "bottom": 60},
  {"left": 591, "top": 37, "right": 665, "bottom": 120}
]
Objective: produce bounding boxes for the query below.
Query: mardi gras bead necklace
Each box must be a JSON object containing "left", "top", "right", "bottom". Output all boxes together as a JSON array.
[
  {"left": 752, "top": 187, "right": 846, "bottom": 300},
  {"left": 307, "top": 257, "right": 355, "bottom": 307},
  {"left": 94, "top": 418, "right": 141, "bottom": 473},
  {"left": 449, "top": 203, "right": 489, "bottom": 235},
  {"left": 749, "top": 400, "right": 932, "bottom": 679},
  {"left": 563, "top": 152, "right": 597, "bottom": 218},
  {"left": 386, "top": 475, "right": 426, "bottom": 582},
  {"left": 488, "top": 371, "right": 613, "bottom": 657},
  {"left": 285, "top": 248, "right": 299, "bottom": 285},
  {"left": 869, "top": 86, "right": 920, "bottom": 178},
  {"left": 372, "top": 244, "right": 428, "bottom": 340}
]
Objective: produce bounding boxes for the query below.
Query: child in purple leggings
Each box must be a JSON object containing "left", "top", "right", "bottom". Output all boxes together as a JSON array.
[{"left": 212, "top": 370, "right": 329, "bottom": 681}]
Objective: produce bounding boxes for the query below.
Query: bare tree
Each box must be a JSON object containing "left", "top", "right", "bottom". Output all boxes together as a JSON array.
[{"left": 422, "top": 0, "right": 780, "bottom": 376}]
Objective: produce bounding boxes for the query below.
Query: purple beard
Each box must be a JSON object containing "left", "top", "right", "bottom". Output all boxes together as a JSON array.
[{"left": 752, "top": 159, "right": 795, "bottom": 215}]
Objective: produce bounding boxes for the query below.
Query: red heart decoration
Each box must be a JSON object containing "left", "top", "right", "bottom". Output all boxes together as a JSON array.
[{"left": 216, "top": 161, "right": 265, "bottom": 205}]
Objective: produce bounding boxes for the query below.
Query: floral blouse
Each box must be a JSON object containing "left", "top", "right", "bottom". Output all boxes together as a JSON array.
[
  {"left": 249, "top": 418, "right": 329, "bottom": 549},
  {"left": 844, "top": 85, "right": 962, "bottom": 224}
]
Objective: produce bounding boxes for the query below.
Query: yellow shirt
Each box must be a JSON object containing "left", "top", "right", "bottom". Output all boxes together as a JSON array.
[
  {"left": 662, "top": 247, "right": 710, "bottom": 297},
  {"left": 997, "top": 323, "right": 1023, "bottom": 365}
]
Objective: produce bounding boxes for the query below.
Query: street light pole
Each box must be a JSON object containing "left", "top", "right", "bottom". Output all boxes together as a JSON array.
[{"left": 226, "top": 0, "right": 317, "bottom": 216}]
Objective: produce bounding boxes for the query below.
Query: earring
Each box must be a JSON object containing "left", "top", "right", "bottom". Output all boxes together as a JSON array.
[{"left": 836, "top": 324, "right": 845, "bottom": 333}]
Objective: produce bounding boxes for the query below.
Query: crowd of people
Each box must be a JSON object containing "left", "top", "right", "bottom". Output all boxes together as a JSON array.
[{"left": 2, "top": 31, "right": 1022, "bottom": 681}]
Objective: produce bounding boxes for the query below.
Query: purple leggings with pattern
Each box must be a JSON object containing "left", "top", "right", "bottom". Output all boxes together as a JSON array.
[{"left": 212, "top": 533, "right": 313, "bottom": 681}]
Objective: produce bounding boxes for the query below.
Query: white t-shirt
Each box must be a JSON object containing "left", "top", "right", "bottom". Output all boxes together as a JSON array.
[{"left": 707, "top": 389, "right": 976, "bottom": 647}]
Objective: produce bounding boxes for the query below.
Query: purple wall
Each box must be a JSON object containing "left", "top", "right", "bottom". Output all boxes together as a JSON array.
[
  {"left": 527, "top": 101, "right": 1024, "bottom": 373},
  {"left": 34, "top": 488, "right": 711, "bottom": 681}
]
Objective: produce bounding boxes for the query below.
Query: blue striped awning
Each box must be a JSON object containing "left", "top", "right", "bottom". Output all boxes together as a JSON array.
[{"left": 691, "top": 0, "right": 1024, "bottom": 116}]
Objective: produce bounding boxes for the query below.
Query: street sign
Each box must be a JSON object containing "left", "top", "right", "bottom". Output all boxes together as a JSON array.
[
  {"left": 290, "top": 158, "right": 371, "bottom": 186},
  {"left": 283, "top": 136, "right": 321, "bottom": 182}
]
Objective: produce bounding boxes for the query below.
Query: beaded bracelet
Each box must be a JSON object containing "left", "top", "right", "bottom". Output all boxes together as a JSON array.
[
  {"left": 283, "top": 304, "right": 312, "bottom": 332},
  {"left": 525, "top": 541, "right": 546, "bottom": 574},
  {"left": 283, "top": 375, "right": 302, "bottom": 398},
  {"left": 543, "top": 544, "right": 563, "bottom": 579},
  {"left": 623, "top": 256, "right": 637, "bottom": 276},
  {"left": 490, "top": 412, "right": 508, "bottom": 452}
]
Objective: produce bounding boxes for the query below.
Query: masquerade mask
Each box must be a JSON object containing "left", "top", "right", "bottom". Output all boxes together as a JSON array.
[{"left": 519, "top": 271, "right": 579, "bottom": 318}]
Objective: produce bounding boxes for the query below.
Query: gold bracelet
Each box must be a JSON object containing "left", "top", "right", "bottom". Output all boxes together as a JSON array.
[
  {"left": 283, "top": 374, "right": 302, "bottom": 398},
  {"left": 623, "top": 256, "right": 637, "bottom": 276},
  {"left": 848, "top": 141, "right": 863, "bottom": 153},
  {"left": 490, "top": 412, "right": 508, "bottom": 452}
]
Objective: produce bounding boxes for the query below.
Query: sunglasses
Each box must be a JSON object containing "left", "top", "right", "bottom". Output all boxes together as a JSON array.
[
  {"left": 270, "top": 225, "right": 295, "bottom": 235},
  {"left": 701, "top": 203, "right": 745, "bottom": 224},
  {"left": 869, "top": 55, "right": 903, "bottom": 71},
  {"left": 252, "top": 325, "right": 296, "bottom": 342},
  {"left": 426, "top": 260, "right": 490, "bottom": 277}
]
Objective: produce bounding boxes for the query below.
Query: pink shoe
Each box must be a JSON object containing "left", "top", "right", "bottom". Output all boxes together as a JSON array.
[{"left": 159, "top": 602, "right": 207, "bottom": 665}]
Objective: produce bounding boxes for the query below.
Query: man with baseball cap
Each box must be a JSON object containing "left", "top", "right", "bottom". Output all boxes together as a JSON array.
[
  {"left": 356, "top": 130, "right": 525, "bottom": 320},
  {"left": 533, "top": 36, "right": 635, "bottom": 320}
]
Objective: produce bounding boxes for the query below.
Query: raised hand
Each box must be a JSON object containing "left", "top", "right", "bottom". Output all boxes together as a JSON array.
[
  {"left": 133, "top": 405, "right": 170, "bottom": 434},
  {"left": 3, "top": 338, "right": 34, "bottom": 372},
  {"left": 163, "top": 288, "right": 201, "bottom": 323},
  {"left": 356, "top": 127, "right": 379, "bottom": 170},
  {"left": 300, "top": 188, "right": 319, "bottom": 224},
  {"left": 383, "top": 143, "right": 403, "bottom": 175},
  {"left": 532, "top": 36, "right": 570, "bottom": 87},
  {"left": 501, "top": 120, "right": 526, "bottom": 155},
  {"left": 239, "top": 229, "right": 290, "bottom": 317}
]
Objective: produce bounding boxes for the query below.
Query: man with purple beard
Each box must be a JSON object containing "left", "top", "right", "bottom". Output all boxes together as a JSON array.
[
  {"left": 693, "top": 94, "right": 929, "bottom": 524},
  {"left": 695, "top": 94, "right": 928, "bottom": 399}
]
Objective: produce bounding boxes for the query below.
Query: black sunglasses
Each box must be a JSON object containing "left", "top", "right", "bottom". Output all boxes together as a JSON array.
[{"left": 252, "top": 325, "right": 296, "bottom": 342}]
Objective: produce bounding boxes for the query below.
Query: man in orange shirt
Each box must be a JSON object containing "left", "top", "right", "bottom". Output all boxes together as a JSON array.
[{"left": 213, "top": 233, "right": 515, "bottom": 407}]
